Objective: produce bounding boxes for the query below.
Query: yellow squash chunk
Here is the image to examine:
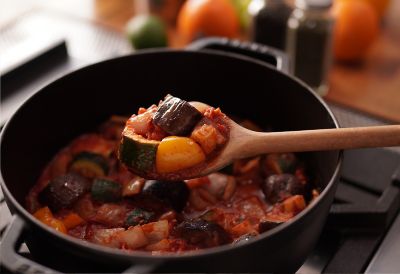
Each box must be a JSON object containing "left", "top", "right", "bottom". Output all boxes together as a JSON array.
[{"left": 156, "top": 136, "right": 206, "bottom": 173}]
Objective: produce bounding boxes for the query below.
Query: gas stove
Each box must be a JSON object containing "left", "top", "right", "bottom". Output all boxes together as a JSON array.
[{"left": 1, "top": 10, "right": 400, "bottom": 273}]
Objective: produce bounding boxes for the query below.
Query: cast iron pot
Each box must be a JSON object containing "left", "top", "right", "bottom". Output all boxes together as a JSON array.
[{"left": 0, "top": 38, "right": 341, "bottom": 273}]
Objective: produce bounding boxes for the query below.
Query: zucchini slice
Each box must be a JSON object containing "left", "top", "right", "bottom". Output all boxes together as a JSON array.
[
  {"left": 125, "top": 208, "right": 154, "bottom": 226},
  {"left": 69, "top": 151, "right": 109, "bottom": 178},
  {"left": 153, "top": 95, "right": 202, "bottom": 136},
  {"left": 119, "top": 130, "right": 159, "bottom": 174},
  {"left": 91, "top": 179, "right": 122, "bottom": 202}
]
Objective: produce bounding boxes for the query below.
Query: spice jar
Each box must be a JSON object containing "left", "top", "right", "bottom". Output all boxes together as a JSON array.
[
  {"left": 249, "top": 0, "right": 292, "bottom": 50},
  {"left": 285, "top": 0, "right": 334, "bottom": 96}
]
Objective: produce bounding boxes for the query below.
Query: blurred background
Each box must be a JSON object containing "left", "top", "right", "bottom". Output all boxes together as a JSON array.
[
  {"left": 1, "top": 0, "right": 399, "bottom": 123},
  {"left": 1, "top": 2, "right": 400, "bottom": 273}
]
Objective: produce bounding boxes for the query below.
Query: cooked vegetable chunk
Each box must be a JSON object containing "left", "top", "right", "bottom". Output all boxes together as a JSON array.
[
  {"left": 93, "top": 203, "right": 126, "bottom": 226},
  {"left": 281, "top": 195, "right": 306, "bottom": 214},
  {"left": 119, "top": 129, "right": 159, "bottom": 174},
  {"left": 174, "top": 219, "right": 231, "bottom": 248},
  {"left": 69, "top": 151, "right": 109, "bottom": 178},
  {"left": 190, "top": 124, "right": 219, "bottom": 154},
  {"left": 91, "top": 179, "right": 122, "bottom": 203},
  {"left": 153, "top": 95, "right": 202, "bottom": 136},
  {"left": 262, "top": 174, "right": 305, "bottom": 204},
  {"left": 141, "top": 220, "right": 170, "bottom": 243},
  {"left": 39, "top": 173, "right": 89, "bottom": 211},
  {"left": 263, "top": 153, "right": 298, "bottom": 175},
  {"left": 33, "top": 207, "right": 67, "bottom": 233},
  {"left": 143, "top": 180, "right": 189, "bottom": 212},
  {"left": 117, "top": 226, "right": 149, "bottom": 249},
  {"left": 156, "top": 136, "right": 206, "bottom": 173},
  {"left": 62, "top": 213, "right": 84, "bottom": 229},
  {"left": 125, "top": 208, "right": 154, "bottom": 226}
]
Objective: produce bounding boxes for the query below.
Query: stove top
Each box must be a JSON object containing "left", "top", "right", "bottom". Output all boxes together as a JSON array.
[{"left": 1, "top": 9, "right": 400, "bottom": 273}]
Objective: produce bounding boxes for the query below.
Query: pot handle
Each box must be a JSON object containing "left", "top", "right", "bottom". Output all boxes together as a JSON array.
[
  {"left": 187, "top": 37, "right": 290, "bottom": 74},
  {"left": 1, "top": 215, "right": 63, "bottom": 274}
]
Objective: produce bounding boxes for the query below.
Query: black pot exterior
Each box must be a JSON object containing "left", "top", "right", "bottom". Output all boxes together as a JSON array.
[{"left": 0, "top": 50, "right": 341, "bottom": 273}]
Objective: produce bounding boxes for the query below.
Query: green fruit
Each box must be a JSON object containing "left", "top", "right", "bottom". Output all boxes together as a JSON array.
[
  {"left": 126, "top": 15, "right": 168, "bottom": 49},
  {"left": 231, "top": 0, "right": 252, "bottom": 29}
]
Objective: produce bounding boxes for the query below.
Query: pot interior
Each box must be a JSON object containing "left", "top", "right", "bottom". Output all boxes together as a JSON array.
[{"left": 1, "top": 50, "right": 339, "bottom": 218}]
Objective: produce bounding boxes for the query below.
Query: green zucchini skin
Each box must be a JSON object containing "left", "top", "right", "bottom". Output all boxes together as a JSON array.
[
  {"left": 125, "top": 208, "right": 154, "bottom": 226},
  {"left": 91, "top": 179, "right": 122, "bottom": 202},
  {"left": 118, "top": 132, "right": 159, "bottom": 174},
  {"left": 69, "top": 151, "right": 109, "bottom": 178},
  {"left": 153, "top": 95, "right": 202, "bottom": 136}
]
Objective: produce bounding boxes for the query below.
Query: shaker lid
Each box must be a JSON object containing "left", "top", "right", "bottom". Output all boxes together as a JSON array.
[{"left": 295, "top": 0, "right": 332, "bottom": 9}]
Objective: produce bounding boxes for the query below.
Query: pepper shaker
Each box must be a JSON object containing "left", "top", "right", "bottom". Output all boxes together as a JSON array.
[
  {"left": 285, "top": 0, "right": 334, "bottom": 96},
  {"left": 249, "top": 0, "right": 293, "bottom": 50}
]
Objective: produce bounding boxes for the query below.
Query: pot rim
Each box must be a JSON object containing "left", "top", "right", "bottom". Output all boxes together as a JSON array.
[{"left": 0, "top": 48, "right": 343, "bottom": 261}]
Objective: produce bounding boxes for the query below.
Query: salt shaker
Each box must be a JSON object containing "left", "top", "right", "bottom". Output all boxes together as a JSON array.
[{"left": 285, "top": 0, "right": 334, "bottom": 96}]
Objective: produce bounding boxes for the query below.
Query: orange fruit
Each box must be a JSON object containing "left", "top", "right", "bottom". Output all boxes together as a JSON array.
[
  {"left": 361, "top": 0, "right": 391, "bottom": 18},
  {"left": 177, "top": 0, "right": 240, "bottom": 43},
  {"left": 333, "top": 0, "right": 380, "bottom": 61}
]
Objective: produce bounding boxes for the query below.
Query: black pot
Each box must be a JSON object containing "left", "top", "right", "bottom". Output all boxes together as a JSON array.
[{"left": 0, "top": 38, "right": 341, "bottom": 273}]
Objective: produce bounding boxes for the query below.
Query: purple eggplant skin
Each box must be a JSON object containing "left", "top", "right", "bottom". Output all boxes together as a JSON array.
[
  {"left": 262, "top": 174, "right": 305, "bottom": 204},
  {"left": 153, "top": 95, "right": 203, "bottom": 136},
  {"left": 142, "top": 180, "right": 189, "bottom": 212},
  {"left": 174, "top": 219, "right": 232, "bottom": 248},
  {"left": 38, "top": 173, "right": 90, "bottom": 211}
]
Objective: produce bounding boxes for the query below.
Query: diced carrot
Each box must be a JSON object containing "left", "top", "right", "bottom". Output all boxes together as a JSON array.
[
  {"left": 34, "top": 206, "right": 53, "bottom": 221},
  {"left": 48, "top": 219, "right": 67, "bottom": 234},
  {"left": 282, "top": 195, "right": 306, "bottom": 214},
  {"left": 62, "top": 213, "right": 84, "bottom": 229},
  {"left": 34, "top": 207, "right": 67, "bottom": 234}
]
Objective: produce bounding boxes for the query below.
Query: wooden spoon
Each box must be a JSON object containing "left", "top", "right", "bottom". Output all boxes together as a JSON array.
[{"left": 191, "top": 102, "right": 400, "bottom": 177}]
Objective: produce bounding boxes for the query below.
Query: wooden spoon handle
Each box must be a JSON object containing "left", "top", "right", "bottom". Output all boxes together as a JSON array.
[{"left": 241, "top": 125, "right": 400, "bottom": 156}]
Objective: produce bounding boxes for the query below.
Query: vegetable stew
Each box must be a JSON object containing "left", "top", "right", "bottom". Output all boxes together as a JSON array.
[{"left": 26, "top": 98, "right": 318, "bottom": 253}]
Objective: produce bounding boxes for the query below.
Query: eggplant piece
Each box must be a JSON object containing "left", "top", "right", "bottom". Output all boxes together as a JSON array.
[
  {"left": 125, "top": 208, "right": 154, "bottom": 226},
  {"left": 174, "top": 219, "right": 231, "bottom": 248},
  {"left": 153, "top": 95, "right": 203, "bottom": 136},
  {"left": 142, "top": 180, "right": 189, "bottom": 212},
  {"left": 69, "top": 151, "right": 109, "bottom": 178},
  {"left": 38, "top": 173, "right": 89, "bottom": 211},
  {"left": 91, "top": 179, "right": 122, "bottom": 203},
  {"left": 262, "top": 174, "right": 305, "bottom": 204},
  {"left": 258, "top": 220, "right": 283, "bottom": 233}
]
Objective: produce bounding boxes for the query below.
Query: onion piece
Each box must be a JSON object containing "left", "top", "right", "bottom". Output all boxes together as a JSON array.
[
  {"left": 92, "top": 228, "right": 124, "bottom": 248},
  {"left": 117, "top": 226, "right": 149, "bottom": 249},
  {"left": 141, "top": 220, "right": 169, "bottom": 243}
]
